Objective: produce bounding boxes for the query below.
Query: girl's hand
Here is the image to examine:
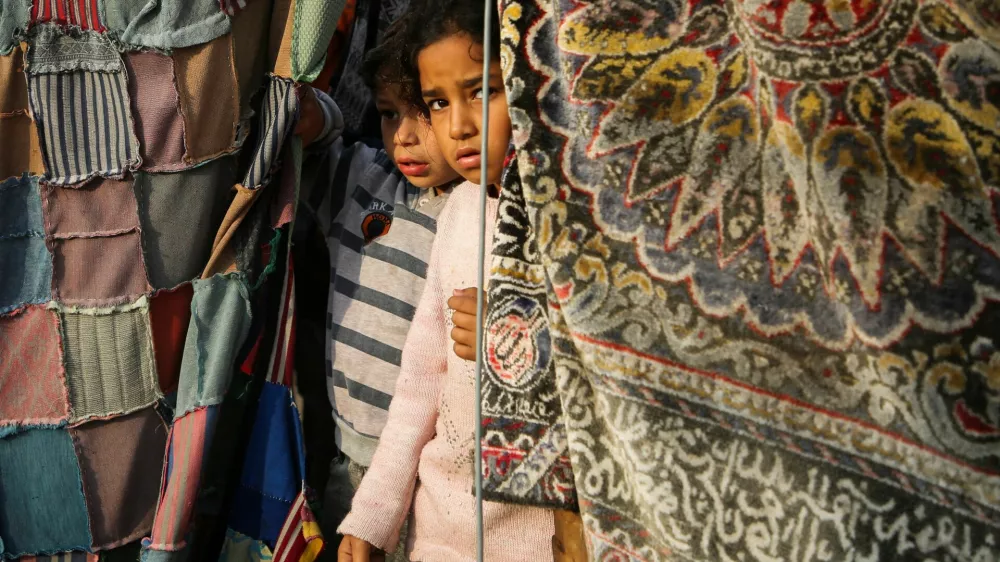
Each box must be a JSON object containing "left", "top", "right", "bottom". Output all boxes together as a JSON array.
[
  {"left": 447, "top": 287, "right": 485, "bottom": 362},
  {"left": 338, "top": 535, "right": 385, "bottom": 562}
]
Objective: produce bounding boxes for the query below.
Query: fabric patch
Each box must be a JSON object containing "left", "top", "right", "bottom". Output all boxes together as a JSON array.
[
  {"left": 217, "top": 529, "right": 273, "bottom": 561},
  {"left": 124, "top": 51, "right": 185, "bottom": 171},
  {"left": 149, "top": 283, "right": 193, "bottom": 395},
  {"left": 0, "top": 0, "right": 30, "bottom": 55},
  {"left": 230, "top": 0, "right": 270, "bottom": 116},
  {"left": 134, "top": 158, "right": 236, "bottom": 290},
  {"left": 50, "top": 233, "right": 149, "bottom": 304},
  {"left": 42, "top": 177, "right": 149, "bottom": 304},
  {"left": 290, "top": 0, "right": 346, "bottom": 82},
  {"left": 57, "top": 298, "right": 160, "bottom": 422},
  {"left": 228, "top": 381, "right": 304, "bottom": 544},
  {"left": 27, "top": 66, "right": 140, "bottom": 185},
  {"left": 175, "top": 274, "right": 252, "bottom": 417},
  {"left": 267, "top": 0, "right": 293, "bottom": 78},
  {"left": 146, "top": 405, "right": 219, "bottom": 551},
  {"left": 0, "top": 306, "right": 69, "bottom": 435},
  {"left": 0, "top": 174, "right": 51, "bottom": 313},
  {"left": 271, "top": 491, "right": 324, "bottom": 562},
  {"left": 41, "top": 177, "right": 139, "bottom": 236},
  {"left": 243, "top": 76, "right": 298, "bottom": 190},
  {"left": 30, "top": 0, "right": 105, "bottom": 32},
  {"left": 0, "top": 45, "right": 27, "bottom": 115},
  {"left": 70, "top": 407, "right": 168, "bottom": 550},
  {"left": 25, "top": 25, "right": 118, "bottom": 73},
  {"left": 103, "top": 0, "right": 230, "bottom": 50},
  {"left": 0, "top": 112, "right": 44, "bottom": 181},
  {"left": 201, "top": 184, "right": 260, "bottom": 278},
  {"left": 271, "top": 140, "right": 300, "bottom": 228},
  {"left": 172, "top": 34, "right": 239, "bottom": 164},
  {"left": 0, "top": 429, "right": 91, "bottom": 557}
]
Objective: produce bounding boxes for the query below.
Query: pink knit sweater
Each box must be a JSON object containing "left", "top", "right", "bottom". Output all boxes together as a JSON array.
[{"left": 337, "top": 182, "right": 555, "bottom": 561}]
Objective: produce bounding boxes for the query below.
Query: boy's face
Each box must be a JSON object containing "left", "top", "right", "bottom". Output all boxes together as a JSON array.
[
  {"left": 375, "top": 82, "right": 459, "bottom": 189},
  {"left": 417, "top": 33, "right": 510, "bottom": 186}
]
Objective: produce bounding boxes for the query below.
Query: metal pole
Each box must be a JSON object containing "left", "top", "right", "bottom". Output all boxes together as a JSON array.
[{"left": 474, "top": 1, "right": 493, "bottom": 560}]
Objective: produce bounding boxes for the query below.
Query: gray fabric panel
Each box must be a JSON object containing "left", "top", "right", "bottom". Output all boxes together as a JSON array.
[{"left": 135, "top": 157, "right": 236, "bottom": 290}]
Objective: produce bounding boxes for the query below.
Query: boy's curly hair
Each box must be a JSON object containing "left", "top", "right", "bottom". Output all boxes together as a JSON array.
[{"left": 363, "top": 0, "right": 501, "bottom": 112}]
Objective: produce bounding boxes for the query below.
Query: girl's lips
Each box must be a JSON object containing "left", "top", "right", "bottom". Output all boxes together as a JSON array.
[
  {"left": 397, "top": 161, "right": 430, "bottom": 176},
  {"left": 455, "top": 148, "right": 481, "bottom": 170}
]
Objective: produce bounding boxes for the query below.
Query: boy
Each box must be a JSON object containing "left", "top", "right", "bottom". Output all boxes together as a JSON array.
[{"left": 296, "top": 15, "right": 460, "bottom": 561}]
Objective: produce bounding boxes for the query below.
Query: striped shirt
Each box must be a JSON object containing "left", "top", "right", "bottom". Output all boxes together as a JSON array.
[{"left": 311, "top": 133, "right": 448, "bottom": 466}]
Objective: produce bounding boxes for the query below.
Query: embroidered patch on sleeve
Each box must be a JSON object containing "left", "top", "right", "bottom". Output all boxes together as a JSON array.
[
  {"left": 42, "top": 178, "right": 150, "bottom": 305},
  {"left": 0, "top": 428, "right": 91, "bottom": 557},
  {"left": 103, "top": 0, "right": 230, "bottom": 50},
  {"left": 134, "top": 157, "right": 236, "bottom": 290},
  {"left": 0, "top": 306, "right": 69, "bottom": 435},
  {"left": 149, "top": 283, "right": 194, "bottom": 395},
  {"left": 70, "top": 406, "right": 168, "bottom": 550},
  {"left": 0, "top": 175, "right": 52, "bottom": 313},
  {"left": 30, "top": 0, "right": 105, "bottom": 32},
  {"left": 124, "top": 52, "right": 186, "bottom": 172},
  {"left": 55, "top": 297, "right": 160, "bottom": 423},
  {"left": 175, "top": 274, "right": 252, "bottom": 417},
  {"left": 26, "top": 27, "right": 140, "bottom": 185},
  {"left": 172, "top": 35, "right": 240, "bottom": 164},
  {"left": 242, "top": 75, "right": 298, "bottom": 190}
]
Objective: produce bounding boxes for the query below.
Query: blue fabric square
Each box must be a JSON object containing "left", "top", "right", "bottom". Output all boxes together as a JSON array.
[
  {"left": 0, "top": 175, "right": 51, "bottom": 314},
  {"left": 227, "top": 382, "right": 305, "bottom": 544},
  {"left": 0, "top": 429, "right": 91, "bottom": 557}
]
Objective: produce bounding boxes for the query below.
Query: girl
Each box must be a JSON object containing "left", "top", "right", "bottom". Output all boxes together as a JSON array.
[{"left": 336, "top": 1, "right": 555, "bottom": 561}]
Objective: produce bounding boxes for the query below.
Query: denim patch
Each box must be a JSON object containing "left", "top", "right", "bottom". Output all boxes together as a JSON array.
[
  {"left": 0, "top": 428, "right": 91, "bottom": 557},
  {"left": 104, "top": 0, "right": 231, "bottom": 50},
  {"left": 0, "top": 0, "right": 30, "bottom": 55},
  {"left": 54, "top": 297, "right": 160, "bottom": 423},
  {"left": 25, "top": 25, "right": 120, "bottom": 74},
  {"left": 0, "top": 306, "right": 70, "bottom": 436},
  {"left": 70, "top": 407, "right": 167, "bottom": 549},
  {"left": 0, "top": 175, "right": 51, "bottom": 313},
  {"left": 174, "top": 274, "right": 252, "bottom": 416}
]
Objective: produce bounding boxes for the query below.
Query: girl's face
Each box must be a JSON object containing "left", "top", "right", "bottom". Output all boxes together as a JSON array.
[
  {"left": 376, "top": 82, "right": 460, "bottom": 189},
  {"left": 417, "top": 33, "right": 510, "bottom": 186}
]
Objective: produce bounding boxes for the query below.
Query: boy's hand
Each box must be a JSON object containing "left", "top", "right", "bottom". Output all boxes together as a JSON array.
[
  {"left": 295, "top": 86, "right": 324, "bottom": 147},
  {"left": 338, "top": 535, "right": 385, "bottom": 562},
  {"left": 447, "top": 287, "right": 485, "bottom": 362}
]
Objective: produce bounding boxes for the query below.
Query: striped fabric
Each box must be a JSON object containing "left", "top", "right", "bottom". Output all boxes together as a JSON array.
[
  {"left": 18, "top": 553, "right": 98, "bottom": 562},
  {"left": 28, "top": 69, "right": 140, "bottom": 185},
  {"left": 320, "top": 141, "right": 448, "bottom": 466},
  {"left": 272, "top": 491, "right": 324, "bottom": 562},
  {"left": 147, "top": 405, "right": 218, "bottom": 550},
  {"left": 267, "top": 253, "right": 295, "bottom": 386},
  {"left": 243, "top": 75, "right": 298, "bottom": 190},
  {"left": 31, "top": 0, "right": 105, "bottom": 31}
]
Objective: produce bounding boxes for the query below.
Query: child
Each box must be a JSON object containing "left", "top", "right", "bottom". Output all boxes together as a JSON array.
[
  {"left": 337, "top": 1, "right": 555, "bottom": 560},
  {"left": 297, "top": 15, "right": 460, "bottom": 560}
]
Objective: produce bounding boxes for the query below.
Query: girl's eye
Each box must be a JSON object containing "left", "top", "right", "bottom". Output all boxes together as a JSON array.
[
  {"left": 427, "top": 99, "right": 447, "bottom": 111},
  {"left": 473, "top": 89, "right": 484, "bottom": 101},
  {"left": 380, "top": 110, "right": 400, "bottom": 121}
]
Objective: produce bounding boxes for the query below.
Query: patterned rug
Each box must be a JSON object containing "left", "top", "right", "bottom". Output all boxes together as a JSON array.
[{"left": 481, "top": 1, "right": 1000, "bottom": 560}]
